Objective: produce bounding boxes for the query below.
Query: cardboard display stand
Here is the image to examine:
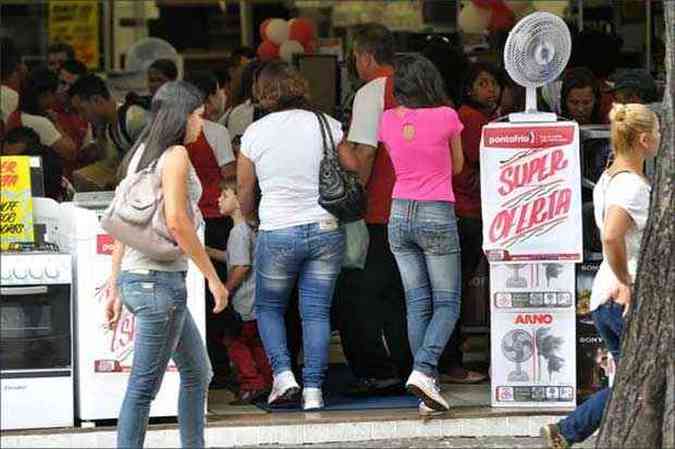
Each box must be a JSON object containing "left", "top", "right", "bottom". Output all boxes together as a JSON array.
[{"left": 481, "top": 122, "right": 582, "bottom": 408}]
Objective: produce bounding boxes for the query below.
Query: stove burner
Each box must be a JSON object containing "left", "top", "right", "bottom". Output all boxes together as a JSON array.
[{"left": 6, "top": 241, "right": 60, "bottom": 253}]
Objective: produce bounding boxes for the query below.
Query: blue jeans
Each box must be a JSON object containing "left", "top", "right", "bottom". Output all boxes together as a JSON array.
[
  {"left": 559, "top": 301, "right": 625, "bottom": 443},
  {"left": 117, "top": 270, "right": 212, "bottom": 449},
  {"left": 388, "top": 200, "right": 462, "bottom": 378},
  {"left": 255, "top": 223, "right": 345, "bottom": 388}
]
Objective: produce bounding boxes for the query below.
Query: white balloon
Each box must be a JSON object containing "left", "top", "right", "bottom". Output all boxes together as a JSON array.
[
  {"left": 279, "top": 40, "right": 305, "bottom": 63},
  {"left": 458, "top": 2, "right": 491, "bottom": 34},
  {"left": 267, "top": 18, "right": 290, "bottom": 45},
  {"left": 532, "top": 1, "right": 569, "bottom": 17}
]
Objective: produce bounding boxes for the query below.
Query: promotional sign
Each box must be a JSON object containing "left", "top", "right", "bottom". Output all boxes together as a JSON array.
[
  {"left": 480, "top": 122, "right": 582, "bottom": 263},
  {"left": 48, "top": 0, "right": 100, "bottom": 69},
  {"left": 0, "top": 156, "right": 34, "bottom": 250},
  {"left": 490, "top": 262, "right": 576, "bottom": 408}
]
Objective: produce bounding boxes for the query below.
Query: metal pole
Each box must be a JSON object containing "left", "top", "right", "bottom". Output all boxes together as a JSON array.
[
  {"left": 102, "top": 0, "right": 112, "bottom": 72},
  {"left": 577, "top": 0, "right": 584, "bottom": 32},
  {"left": 240, "top": 0, "right": 254, "bottom": 47},
  {"left": 645, "top": 0, "right": 652, "bottom": 72}
]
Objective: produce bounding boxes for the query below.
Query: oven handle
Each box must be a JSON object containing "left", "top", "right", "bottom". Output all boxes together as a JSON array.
[{"left": 1, "top": 286, "right": 49, "bottom": 296}]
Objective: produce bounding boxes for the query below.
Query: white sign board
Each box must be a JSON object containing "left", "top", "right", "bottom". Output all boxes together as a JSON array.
[{"left": 480, "top": 122, "right": 583, "bottom": 263}]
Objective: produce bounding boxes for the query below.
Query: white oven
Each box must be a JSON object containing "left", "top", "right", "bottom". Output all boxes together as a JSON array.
[{"left": 0, "top": 251, "right": 74, "bottom": 430}]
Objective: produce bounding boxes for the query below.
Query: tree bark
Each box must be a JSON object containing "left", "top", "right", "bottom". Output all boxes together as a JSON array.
[{"left": 595, "top": 3, "right": 675, "bottom": 449}]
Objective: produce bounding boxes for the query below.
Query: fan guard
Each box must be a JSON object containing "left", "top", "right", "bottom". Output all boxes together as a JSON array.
[{"left": 503, "top": 12, "right": 571, "bottom": 121}]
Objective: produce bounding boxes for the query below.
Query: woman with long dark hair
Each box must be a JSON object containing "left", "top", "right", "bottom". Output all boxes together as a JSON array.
[
  {"left": 378, "top": 54, "right": 464, "bottom": 414},
  {"left": 104, "top": 81, "right": 228, "bottom": 448},
  {"left": 237, "top": 61, "right": 345, "bottom": 411},
  {"left": 436, "top": 62, "right": 501, "bottom": 386}
]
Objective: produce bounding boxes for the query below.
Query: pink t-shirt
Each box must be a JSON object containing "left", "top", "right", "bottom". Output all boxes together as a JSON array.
[{"left": 378, "top": 106, "right": 463, "bottom": 202}]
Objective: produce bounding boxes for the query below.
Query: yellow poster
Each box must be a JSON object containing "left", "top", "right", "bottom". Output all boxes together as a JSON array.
[
  {"left": 1, "top": 156, "right": 34, "bottom": 250},
  {"left": 48, "top": 0, "right": 100, "bottom": 69}
]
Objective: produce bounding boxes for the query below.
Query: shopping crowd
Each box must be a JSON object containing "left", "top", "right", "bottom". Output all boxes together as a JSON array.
[{"left": 0, "top": 22, "right": 661, "bottom": 449}]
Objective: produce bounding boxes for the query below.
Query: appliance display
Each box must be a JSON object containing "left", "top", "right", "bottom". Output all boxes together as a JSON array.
[
  {"left": 0, "top": 248, "right": 74, "bottom": 430},
  {"left": 59, "top": 204, "right": 206, "bottom": 422}
]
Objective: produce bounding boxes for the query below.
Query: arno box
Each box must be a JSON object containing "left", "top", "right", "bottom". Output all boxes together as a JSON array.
[
  {"left": 491, "top": 309, "right": 576, "bottom": 407},
  {"left": 490, "top": 263, "right": 575, "bottom": 311},
  {"left": 490, "top": 263, "right": 576, "bottom": 407}
]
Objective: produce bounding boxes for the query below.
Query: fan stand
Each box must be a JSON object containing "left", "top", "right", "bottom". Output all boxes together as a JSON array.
[{"left": 508, "top": 86, "right": 558, "bottom": 123}]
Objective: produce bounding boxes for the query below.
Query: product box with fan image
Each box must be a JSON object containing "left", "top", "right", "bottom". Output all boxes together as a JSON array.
[
  {"left": 490, "top": 309, "right": 576, "bottom": 407},
  {"left": 490, "top": 263, "right": 575, "bottom": 311}
]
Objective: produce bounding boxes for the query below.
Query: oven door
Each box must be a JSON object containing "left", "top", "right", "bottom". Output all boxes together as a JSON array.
[{"left": 0, "top": 285, "right": 71, "bottom": 373}]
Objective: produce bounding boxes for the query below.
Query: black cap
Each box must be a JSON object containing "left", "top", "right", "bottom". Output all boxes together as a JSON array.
[{"left": 607, "top": 69, "right": 658, "bottom": 102}]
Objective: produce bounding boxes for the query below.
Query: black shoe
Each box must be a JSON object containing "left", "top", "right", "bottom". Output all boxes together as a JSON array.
[
  {"left": 346, "top": 378, "right": 406, "bottom": 397},
  {"left": 229, "top": 388, "right": 270, "bottom": 406}
]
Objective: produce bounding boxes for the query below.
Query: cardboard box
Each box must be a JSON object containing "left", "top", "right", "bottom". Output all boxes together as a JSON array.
[
  {"left": 491, "top": 263, "right": 575, "bottom": 311},
  {"left": 491, "top": 310, "right": 576, "bottom": 407},
  {"left": 490, "top": 262, "right": 576, "bottom": 407}
]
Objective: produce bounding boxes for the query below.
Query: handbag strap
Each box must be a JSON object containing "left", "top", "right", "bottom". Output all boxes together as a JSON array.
[{"left": 315, "top": 111, "right": 337, "bottom": 159}]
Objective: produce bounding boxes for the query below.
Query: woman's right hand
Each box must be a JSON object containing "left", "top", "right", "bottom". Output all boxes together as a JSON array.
[
  {"left": 208, "top": 278, "right": 229, "bottom": 314},
  {"left": 104, "top": 278, "right": 122, "bottom": 329}
]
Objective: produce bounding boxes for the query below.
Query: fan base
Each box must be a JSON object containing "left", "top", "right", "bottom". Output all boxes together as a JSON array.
[{"left": 508, "top": 112, "right": 558, "bottom": 123}]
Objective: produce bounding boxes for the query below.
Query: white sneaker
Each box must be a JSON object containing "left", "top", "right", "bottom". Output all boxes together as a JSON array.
[
  {"left": 302, "top": 388, "right": 324, "bottom": 410},
  {"left": 406, "top": 370, "right": 449, "bottom": 411},
  {"left": 268, "top": 371, "right": 300, "bottom": 406}
]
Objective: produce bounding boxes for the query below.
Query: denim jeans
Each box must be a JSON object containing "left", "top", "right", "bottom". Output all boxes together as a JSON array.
[
  {"left": 388, "top": 199, "right": 462, "bottom": 378},
  {"left": 559, "top": 301, "right": 625, "bottom": 443},
  {"left": 117, "top": 270, "right": 212, "bottom": 449},
  {"left": 255, "top": 223, "right": 345, "bottom": 388}
]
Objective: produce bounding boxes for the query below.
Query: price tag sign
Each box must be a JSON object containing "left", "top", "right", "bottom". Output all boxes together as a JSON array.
[{"left": 1, "top": 156, "right": 34, "bottom": 250}]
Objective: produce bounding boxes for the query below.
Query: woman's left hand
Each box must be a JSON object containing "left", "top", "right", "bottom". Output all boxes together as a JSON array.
[{"left": 610, "top": 281, "right": 632, "bottom": 316}]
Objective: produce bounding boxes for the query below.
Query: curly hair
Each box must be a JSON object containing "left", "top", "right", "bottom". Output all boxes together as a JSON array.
[{"left": 253, "top": 61, "right": 312, "bottom": 112}]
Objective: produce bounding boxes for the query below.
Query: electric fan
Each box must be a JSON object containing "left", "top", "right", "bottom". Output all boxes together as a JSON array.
[
  {"left": 503, "top": 12, "right": 572, "bottom": 123},
  {"left": 125, "top": 38, "right": 179, "bottom": 74},
  {"left": 502, "top": 329, "right": 534, "bottom": 382}
]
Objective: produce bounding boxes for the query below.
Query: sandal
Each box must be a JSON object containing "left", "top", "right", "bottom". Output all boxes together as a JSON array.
[{"left": 440, "top": 369, "right": 487, "bottom": 384}]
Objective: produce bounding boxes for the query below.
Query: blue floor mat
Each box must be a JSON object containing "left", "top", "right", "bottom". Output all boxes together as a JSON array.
[{"left": 255, "top": 364, "right": 419, "bottom": 413}]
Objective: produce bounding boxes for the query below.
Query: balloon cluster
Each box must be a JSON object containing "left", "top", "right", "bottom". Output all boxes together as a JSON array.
[
  {"left": 459, "top": 0, "right": 569, "bottom": 34},
  {"left": 257, "top": 18, "right": 317, "bottom": 62}
]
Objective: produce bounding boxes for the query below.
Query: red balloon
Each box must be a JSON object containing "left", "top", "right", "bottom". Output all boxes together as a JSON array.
[
  {"left": 257, "top": 40, "right": 279, "bottom": 61},
  {"left": 489, "top": 2, "right": 515, "bottom": 31},
  {"left": 259, "top": 18, "right": 272, "bottom": 41},
  {"left": 289, "top": 18, "right": 315, "bottom": 45}
]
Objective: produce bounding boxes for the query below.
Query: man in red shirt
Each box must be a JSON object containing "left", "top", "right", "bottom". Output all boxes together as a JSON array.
[{"left": 336, "top": 24, "right": 412, "bottom": 395}]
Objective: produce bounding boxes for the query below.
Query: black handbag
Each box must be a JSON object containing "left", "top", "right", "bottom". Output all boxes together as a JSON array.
[{"left": 315, "top": 111, "right": 366, "bottom": 223}]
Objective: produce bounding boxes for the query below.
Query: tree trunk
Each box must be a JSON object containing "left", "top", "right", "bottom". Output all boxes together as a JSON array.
[{"left": 595, "top": 3, "right": 675, "bottom": 449}]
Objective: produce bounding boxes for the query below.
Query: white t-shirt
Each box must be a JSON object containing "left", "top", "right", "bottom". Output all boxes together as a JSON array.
[
  {"left": 1, "top": 85, "right": 19, "bottom": 124},
  {"left": 20, "top": 113, "right": 62, "bottom": 147},
  {"left": 241, "top": 109, "right": 343, "bottom": 231},
  {"left": 203, "top": 120, "right": 235, "bottom": 167},
  {"left": 224, "top": 100, "right": 255, "bottom": 142},
  {"left": 590, "top": 171, "right": 651, "bottom": 311},
  {"left": 347, "top": 77, "right": 386, "bottom": 147}
]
